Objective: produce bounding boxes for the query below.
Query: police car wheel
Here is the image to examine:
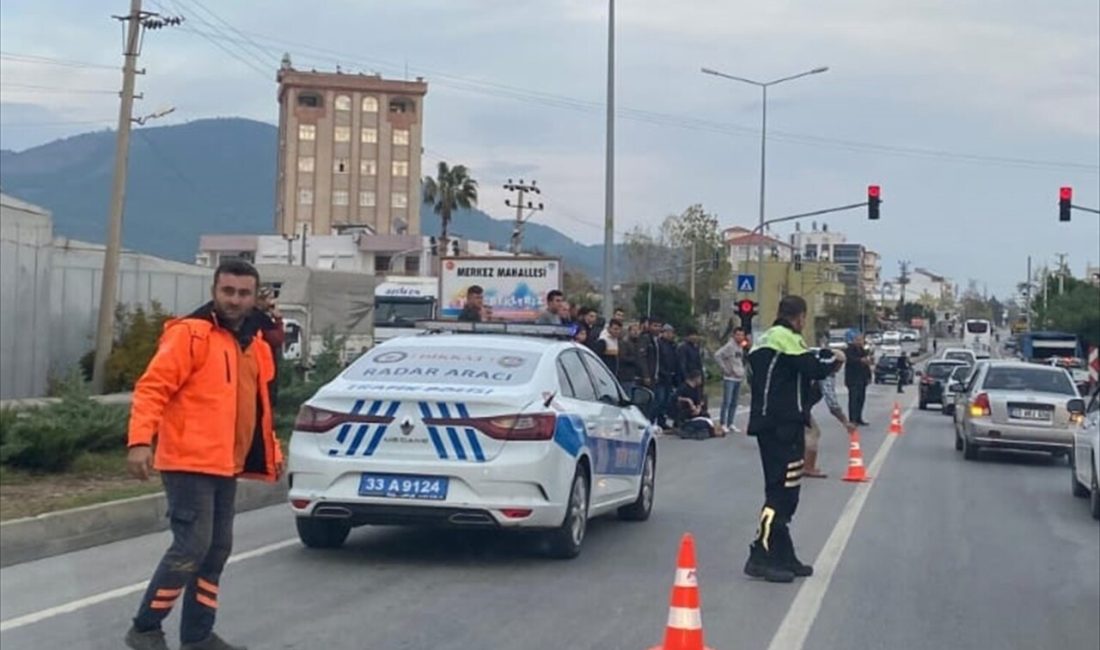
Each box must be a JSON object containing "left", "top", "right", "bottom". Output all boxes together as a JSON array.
[
  {"left": 618, "top": 447, "right": 656, "bottom": 522},
  {"left": 545, "top": 466, "right": 589, "bottom": 559},
  {"left": 296, "top": 516, "right": 351, "bottom": 549}
]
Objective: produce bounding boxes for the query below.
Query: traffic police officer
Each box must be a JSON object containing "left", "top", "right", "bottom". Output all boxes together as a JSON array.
[{"left": 744, "top": 295, "right": 841, "bottom": 583}]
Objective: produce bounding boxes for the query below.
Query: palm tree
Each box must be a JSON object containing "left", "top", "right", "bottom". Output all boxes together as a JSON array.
[{"left": 422, "top": 161, "right": 478, "bottom": 258}]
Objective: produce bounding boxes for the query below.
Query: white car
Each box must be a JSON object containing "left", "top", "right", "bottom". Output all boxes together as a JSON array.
[
  {"left": 882, "top": 331, "right": 902, "bottom": 346},
  {"left": 1071, "top": 387, "right": 1100, "bottom": 520},
  {"left": 286, "top": 321, "right": 659, "bottom": 558},
  {"left": 942, "top": 347, "right": 978, "bottom": 366}
]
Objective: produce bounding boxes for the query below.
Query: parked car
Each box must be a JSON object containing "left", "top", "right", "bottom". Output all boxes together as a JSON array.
[
  {"left": 918, "top": 360, "right": 968, "bottom": 410},
  {"left": 875, "top": 354, "right": 914, "bottom": 385},
  {"left": 882, "top": 331, "right": 902, "bottom": 346},
  {"left": 952, "top": 361, "right": 1086, "bottom": 462},
  {"left": 1070, "top": 387, "right": 1100, "bottom": 520},
  {"left": 941, "top": 364, "right": 974, "bottom": 416}
]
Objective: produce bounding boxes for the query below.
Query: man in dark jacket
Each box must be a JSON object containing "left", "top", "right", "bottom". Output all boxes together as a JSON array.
[
  {"left": 844, "top": 335, "right": 872, "bottom": 426},
  {"left": 743, "top": 296, "right": 841, "bottom": 584},
  {"left": 655, "top": 324, "right": 680, "bottom": 429},
  {"left": 636, "top": 317, "right": 662, "bottom": 390},
  {"left": 677, "top": 327, "right": 704, "bottom": 381},
  {"left": 457, "top": 285, "right": 484, "bottom": 322}
]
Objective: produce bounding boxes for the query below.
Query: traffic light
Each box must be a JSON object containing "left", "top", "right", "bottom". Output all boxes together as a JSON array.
[
  {"left": 1059, "top": 186, "right": 1072, "bottom": 222},
  {"left": 793, "top": 253, "right": 803, "bottom": 272},
  {"left": 867, "top": 185, "right": 881, "bottom": 220},
  {"left": 429, "top": 236, "right": 439, "bottom": 256},
  {"left": 736, "top": 299, "right": 758, "bottom": 334}
]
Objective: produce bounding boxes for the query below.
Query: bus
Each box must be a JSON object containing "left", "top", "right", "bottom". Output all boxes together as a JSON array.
[{"left": 962, "top": 319, "right": 993, "bottom": 356}]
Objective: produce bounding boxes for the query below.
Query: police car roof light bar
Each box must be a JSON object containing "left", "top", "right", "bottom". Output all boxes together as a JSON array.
[{"left": 414, "top": 320, "right": 576, "bottom": 339}]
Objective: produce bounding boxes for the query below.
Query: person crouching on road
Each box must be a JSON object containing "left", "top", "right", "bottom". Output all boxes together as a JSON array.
[
  {"left": 804, "top": 350, "right": 857, "bottom": 478},
  {"left": 744, "top": 296, "right": 841, "bottom": 583},
  {"left": 124, "top": 259, "right": 284, "bottom": 650},
  {"left": 674, "top": 369, "right": 718, "bottom": 439}
]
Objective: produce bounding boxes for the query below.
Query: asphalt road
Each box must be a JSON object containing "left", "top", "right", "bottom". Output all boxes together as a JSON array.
[{"left": 2, "top": 380, "right": 1097, "bottom": 650}]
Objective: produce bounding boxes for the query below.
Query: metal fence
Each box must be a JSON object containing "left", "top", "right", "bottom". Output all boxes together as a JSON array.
[{"left": 0, "top": 196, "right": 53, "bottom": 399}]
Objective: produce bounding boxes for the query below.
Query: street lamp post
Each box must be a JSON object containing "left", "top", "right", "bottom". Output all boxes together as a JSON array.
[{"left": 700, "top": 65, "right": 828, "bottom": 317}]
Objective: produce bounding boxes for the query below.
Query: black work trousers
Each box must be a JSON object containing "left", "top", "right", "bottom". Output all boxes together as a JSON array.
[
  {"left": 752, "top": 423, "right": 805, "bottom": 551},
  {"left": 848, "top": 382, "right": 868, "bottom": 423},
  {"left": 133, "top": 472, "right": 237, "bottom": 644}
]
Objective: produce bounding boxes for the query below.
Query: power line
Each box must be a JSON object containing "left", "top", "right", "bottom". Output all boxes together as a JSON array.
[
  {"left": 177, "top": 0, "right": 278, "bottom": 70},
  {"left": 0, "top": 82, "right": 117, "bottom": 94},
  {"left": 0, "top": 51, "right": 119, "bottom": 70},
  {"left": 0, "top": 118, "right": 117, "bottom": 127},
  {"left": 170, "top": 0, "right": 277, "bottom": 73},
  {"left": 168, "top": 26, "right": 1099, "bottom": 174},
  {"left": 145, "top": 0, "right": 271, "bottom": 80}
]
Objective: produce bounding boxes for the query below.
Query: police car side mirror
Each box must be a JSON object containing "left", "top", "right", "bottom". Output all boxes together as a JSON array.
[
  {"left": 630, "top": 386, "right": 654, "bottom": 407},
  {"left": 949, "top": 383, "right": 965, "bottom": 394}
]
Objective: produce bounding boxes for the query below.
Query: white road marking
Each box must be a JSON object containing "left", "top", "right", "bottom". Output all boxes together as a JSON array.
[
  {"left": 766, "top": 404, "right": 917, "bottom": 650},
  {"left": 0, "top": 538, "right": 299, "bottom": 633}
]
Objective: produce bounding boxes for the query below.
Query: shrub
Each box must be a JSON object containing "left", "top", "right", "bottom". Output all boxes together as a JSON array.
[
  {"left": 0, "top": 374, "right": 129, "bottom": 472},
  {"left": 74, "top": 302, "right": 174, "bottom": 393}
]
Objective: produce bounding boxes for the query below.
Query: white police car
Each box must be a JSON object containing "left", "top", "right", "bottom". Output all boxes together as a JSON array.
[{"left": 287, "top": 321, "right": 658, "bottom": 558}]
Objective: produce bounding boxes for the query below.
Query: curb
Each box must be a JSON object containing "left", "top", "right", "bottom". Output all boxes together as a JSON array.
[{"left": 0, "top": 479, "right": 287, "bottom": 568}]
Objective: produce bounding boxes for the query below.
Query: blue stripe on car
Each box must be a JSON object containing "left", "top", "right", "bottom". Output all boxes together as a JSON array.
[
  {"left": 446, "top": 427, "right": 468, "bottom": 460},
  {"left": 437, "top": 402, "right": 452, "bottom": 419},
  {"left": 427, "top": 426, "right": 448, "bottom": 459},
  {"left": 553, "top": 414, "right": 585, "bottom": 457},
  {"left": 456, "top": 403, "right": 470, "bottom": 418},
  {"left": 363, "top": 424, "right": 388, "bottom": 456},
  {"left": 464, "top": 428, "right": 486, "bottom": 462},
  {"left": 345, "top": 424, "right": 371, "bottom": 456}
]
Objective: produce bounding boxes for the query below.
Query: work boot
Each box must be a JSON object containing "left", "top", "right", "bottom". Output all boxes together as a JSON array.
[
  {"left": 181, "top": 632, "right": 248, "bottom": 650},
  {"left": 125, "top": 626, "right": 169, "bottom": 650},
  {"left": 775, "top": 527, "right": 814, "bottom": 578},
  {"left": 743, "top": 541, "right": 795, "bottom": 583}
]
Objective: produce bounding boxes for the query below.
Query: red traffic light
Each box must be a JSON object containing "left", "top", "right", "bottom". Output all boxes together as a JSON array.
[
  {"left": 868, "top": 185, "right": 881, "bottom": 198},
  {"left": 737, "top": 299, "right": 755, "bottom": 316},
  {"left": 1060, "top": 186, "right": 1073, "bottom": 201}
]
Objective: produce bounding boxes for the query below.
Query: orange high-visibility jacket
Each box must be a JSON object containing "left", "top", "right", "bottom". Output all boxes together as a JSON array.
[{"left": 128, "top": 306, "right": 283, "bottom": 481}]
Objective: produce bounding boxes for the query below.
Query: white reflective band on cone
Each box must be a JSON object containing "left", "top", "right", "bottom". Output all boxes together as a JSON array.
[
  {"left": 674, "top": 568, "right": 698, "bottom": 587},
  {"left": 667, "top": 606, "right": 703, "bottom": 630}
]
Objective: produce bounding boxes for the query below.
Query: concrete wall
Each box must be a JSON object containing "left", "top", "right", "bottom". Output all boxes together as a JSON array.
[{"left": 0, "top": 195, "right": 53, "bottom": 399}]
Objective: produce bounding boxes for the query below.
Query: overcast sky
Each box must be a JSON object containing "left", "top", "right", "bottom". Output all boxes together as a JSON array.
[{"left": 2, "top": 0, "right": 1098, "bottom": 297}]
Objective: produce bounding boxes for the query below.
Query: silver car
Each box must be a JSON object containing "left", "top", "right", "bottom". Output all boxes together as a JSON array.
[
  {"left": 1070, "top": 387, "right": 1100, "bottom": 520},
  {"left": 951, "top": 361, "right": 1086, "bottom": 462}
]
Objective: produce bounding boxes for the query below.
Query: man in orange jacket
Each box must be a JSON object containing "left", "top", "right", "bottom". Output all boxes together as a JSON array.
[{"left": 125, "top": 259, "right": 284, "bottom": 650}]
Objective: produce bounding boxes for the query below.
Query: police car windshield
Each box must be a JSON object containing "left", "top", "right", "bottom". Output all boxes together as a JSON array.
[{"left": 342, "top": 345, "right": 542, "bottom": 386}]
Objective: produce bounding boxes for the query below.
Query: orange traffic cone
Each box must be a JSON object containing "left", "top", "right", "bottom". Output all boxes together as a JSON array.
[
  {"left": 842, "top": 430, "right": 871, "bottom": 482},
  {"left": 889, "top": 403, "right": 903, "bottom": 435},
  {"left": 649, "top": 534, "right": 714, "bottom": 650}
]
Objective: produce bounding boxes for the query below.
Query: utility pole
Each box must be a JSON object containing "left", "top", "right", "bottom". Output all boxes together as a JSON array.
[
  {"left": 601, "top": 0, "right": 616, "bottom": 321},
  {"left": 689, "top": 241, "right": 697, "bottom": 316},
  {"left": 91, "top": 1, "right": 181, "bottom": 393},
  {"left": 504, "top": 179, "right": 544, "bottom": 255},
  {"left": 897, "top": 260, "right": 911, "bottom": 317},
  {"left": 1025, "top": 256, "right": 1032, "bottom": 330},
  {"left": 300, "top": 222, "right": 308, "bottom": 266},
  {"left": 1055, "top": 252, "right": 1068, "bottom": 295}
]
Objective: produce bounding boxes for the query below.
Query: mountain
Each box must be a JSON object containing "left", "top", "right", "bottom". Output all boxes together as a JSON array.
[{"left": 0, "top": 118, "right": 613, "bottom": 280}]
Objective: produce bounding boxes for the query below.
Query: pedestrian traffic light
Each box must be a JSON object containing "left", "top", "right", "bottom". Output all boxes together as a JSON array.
[
  {"left": 793, "top": 253, "right": 803, "bottom": 271},
  {"left": 1059, "top": 186, "right": 1072, "bottom": 222},
  {"left": 867, "top": 185, "right": 881, "bottom": 220},
  {"left": 737, "top": 299, "right": 758, "bottom": 334},
  {"left": 429, "top": 236, "right": 439, "bottom": 256}
]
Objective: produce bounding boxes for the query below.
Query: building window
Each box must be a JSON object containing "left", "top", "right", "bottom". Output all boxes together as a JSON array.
[
  {"left": 360, "top": 159, "right": 377, "bottom": 176},
  {"left": 297, "top": 156, "right": 315, "bottom": 172},
  {"left": 298, "top": 124, "right": 316, "bottom": 141},
  {"left": 405, "top": 255, "right": 421, "bottom": 274},
  {"left": 392, "top": 161, "right": 409, "bottom": 177},
  {"left": 389, "top": 98, "right": 414, "bottom": 113},
  {"left": 297, "top": 91, "right": 322, "bottom": 108},
  {"left": 360, "top": 127, "right": 377, "bottom": 144},
  {"left": 391, "top": 192, "right": 408, "bottom": 209},
  {"left": 375, "top": 255, "right": 392, "bottom": 273},
  {"left": 334, "top": 126, "right": 351, "bottom": 142},
  {"left": 333, "top": 190, "right": 349, "bottom": 206},
  {"left": 359, "top": 190, "right": 376, "bottom": 207},
  {"left": 335, "top": 94, "right": 351, "bottom": 111},
  {"left": 362, "top": 96, "right": 379, "bottom": 112},
  {"left": 334, "top": 158, "right": 349, "bottom": 174},
  {"left": 392, "top": 129, "right": 409, "bottom": 145},
  {"left": 298, "top": 189, "right": 313, "bottom": 205}
]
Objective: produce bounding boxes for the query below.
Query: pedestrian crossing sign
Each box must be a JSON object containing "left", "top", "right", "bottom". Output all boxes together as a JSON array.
[{"left": 737, "top": 274, "right": 756, "bottom": 293}]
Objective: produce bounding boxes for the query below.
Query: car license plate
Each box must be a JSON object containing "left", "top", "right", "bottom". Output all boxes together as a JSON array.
[
  {"left": 359, "top": 473, "right": 448, "bottom": 500},
  {"left": 1010, "top": 408, "right": 1050, "bottom": 421}
]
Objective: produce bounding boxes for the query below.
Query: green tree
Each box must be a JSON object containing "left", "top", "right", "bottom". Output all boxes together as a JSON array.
[
  {"left": 1043, "top": 283, "right": 1100, "bottom": 348},
  {"left": 422, "top": 161, "right": 478, "bottom": 257},
  {"left": 662, "top": 205, "right": 731, "bottom": 315},
  {"left": 633, "top": 283, "right": 695, "bottom": 333}
]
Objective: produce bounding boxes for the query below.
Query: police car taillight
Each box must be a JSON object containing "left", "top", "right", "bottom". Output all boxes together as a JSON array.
[
  {"left": 294, "top": 405, "right": 391, "bottom": 433},
  {"left": 476, "top": 413, "right": 557, "bottom": 441}
]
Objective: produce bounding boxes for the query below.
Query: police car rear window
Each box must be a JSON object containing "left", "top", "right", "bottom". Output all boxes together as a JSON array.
[{"left": 342, "top": 347, "right": 542, "bottom": 385}]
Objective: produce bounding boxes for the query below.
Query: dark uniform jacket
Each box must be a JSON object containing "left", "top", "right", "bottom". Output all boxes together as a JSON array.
[{"left": 747, "top": 320, "right": 837, "bottom": 436}]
